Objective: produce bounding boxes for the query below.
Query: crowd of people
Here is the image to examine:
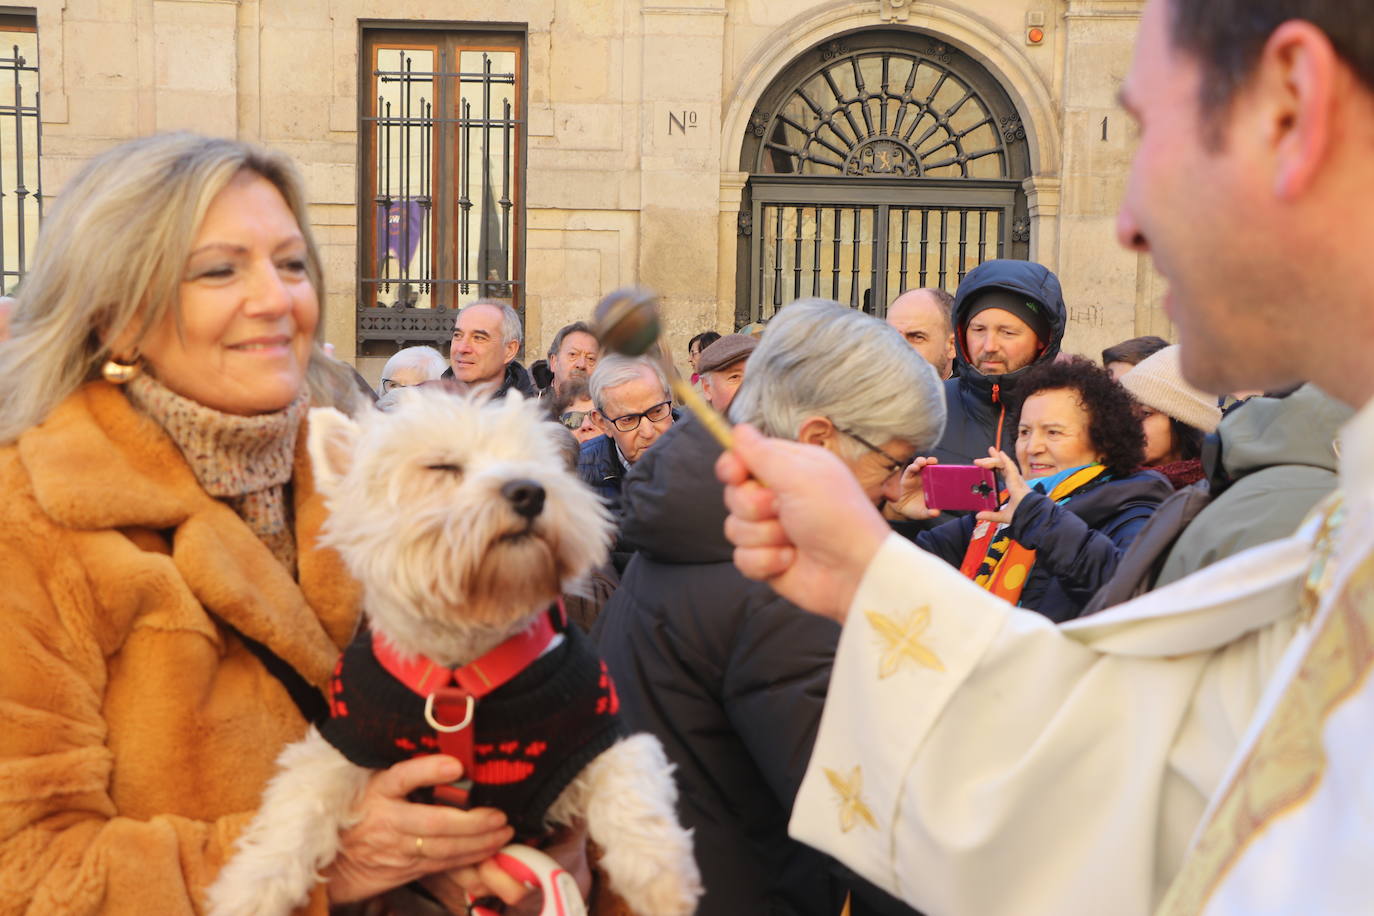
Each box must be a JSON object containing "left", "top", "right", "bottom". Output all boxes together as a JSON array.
[{"left": 0, "top": 0, "right": 1369, "bottom": 912}]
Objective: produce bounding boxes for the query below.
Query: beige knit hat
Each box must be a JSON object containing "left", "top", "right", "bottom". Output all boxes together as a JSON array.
[{"left": 1120, "top": 345, "right": 1222, "bottom": 433}]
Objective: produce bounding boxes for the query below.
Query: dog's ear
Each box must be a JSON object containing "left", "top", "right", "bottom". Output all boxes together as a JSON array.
[{"left": 307, "top": 407, "right": 360, "bottom": 495}]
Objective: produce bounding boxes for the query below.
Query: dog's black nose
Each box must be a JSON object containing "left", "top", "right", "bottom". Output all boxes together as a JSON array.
[{"left": 501, "top": 479, "right": 546, "bottom": 519}]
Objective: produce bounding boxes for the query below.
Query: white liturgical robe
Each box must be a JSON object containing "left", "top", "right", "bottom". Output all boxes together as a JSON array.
[{"left": 790, "top": 396, "right": 1374, "bottom": 916}]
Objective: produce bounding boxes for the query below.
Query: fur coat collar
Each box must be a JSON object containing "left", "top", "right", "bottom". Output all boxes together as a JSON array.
[{"left": 17, "top": 380, "right": 358, "bottom": 684}]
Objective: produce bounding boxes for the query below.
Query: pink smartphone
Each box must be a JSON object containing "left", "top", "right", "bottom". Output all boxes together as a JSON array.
[{"left": 922, "top": 465, "right": 999, "bottom": 512}]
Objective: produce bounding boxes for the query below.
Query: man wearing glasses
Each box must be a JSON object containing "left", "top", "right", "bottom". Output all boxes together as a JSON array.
[{"left": 577, "top": 355, "right": 675, "bottom": 546}]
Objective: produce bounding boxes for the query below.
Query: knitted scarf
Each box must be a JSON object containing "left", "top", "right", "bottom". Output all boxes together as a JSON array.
[
  {"left": 958, "top": 464, "right": 1109, "bottom": 605},
  {"left": 1152, "top": 457, "right": 1205, "bottom": 490},
  {"left": 125, "top": 374, "right": 309, "bottom": 572}
]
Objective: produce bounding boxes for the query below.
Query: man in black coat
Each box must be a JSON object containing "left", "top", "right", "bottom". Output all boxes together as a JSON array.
[
  {"left": 592, "top": 299, "right": 940, "bottom": 916},
  {"left": 934, "top": 260, "right": 1067, "bottom": 465}
]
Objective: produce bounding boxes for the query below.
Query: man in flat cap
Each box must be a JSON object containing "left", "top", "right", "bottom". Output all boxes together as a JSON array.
[{"left": 696, "top": 333, "right": 757, "bottom": 415}]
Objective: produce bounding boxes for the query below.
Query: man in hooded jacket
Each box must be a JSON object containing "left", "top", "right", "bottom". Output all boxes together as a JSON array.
[{"left": 934, "top": 259, "right": 1067, "bottom": 466}]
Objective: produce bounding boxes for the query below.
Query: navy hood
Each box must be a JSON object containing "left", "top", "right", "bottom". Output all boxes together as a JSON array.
[{"left": 952, "top": 260, "right": 1067, "bottom": 398}]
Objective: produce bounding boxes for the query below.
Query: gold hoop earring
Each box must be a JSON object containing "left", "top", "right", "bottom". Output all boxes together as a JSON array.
[{"left": 101, "top": 356, "right": 142, "bottom": 385}]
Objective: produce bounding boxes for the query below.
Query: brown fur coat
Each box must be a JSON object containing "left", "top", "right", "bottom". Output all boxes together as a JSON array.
[{"left": 0, "top": 382, "right": 360, "bottom": 914}]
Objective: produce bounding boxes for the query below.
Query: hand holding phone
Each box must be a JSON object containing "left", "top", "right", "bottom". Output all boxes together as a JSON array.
[{"left": 921, "top": 464, "right": 1000, "bottom": 513}]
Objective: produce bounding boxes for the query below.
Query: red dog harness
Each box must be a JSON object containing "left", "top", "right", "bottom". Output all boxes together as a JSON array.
[
  {"left": 372, "top": 606, "right": 563, "bottom": 807},
  {"left": 321, "top": 605, "right": 625, "bottom": 837}
]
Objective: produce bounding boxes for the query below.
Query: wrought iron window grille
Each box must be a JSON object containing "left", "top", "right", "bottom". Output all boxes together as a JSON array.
[
  {"left": 357, "top": 32, "right": 524, "bottom": 355},
  {"left": 0, "top": 20, "right": 42, "bottom": 294}
]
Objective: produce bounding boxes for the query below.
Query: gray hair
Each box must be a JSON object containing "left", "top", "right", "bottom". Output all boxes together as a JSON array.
[
  {"left": 730, "top": 298, "right": 946, "bottom": 455},
  {"left": 460, "top": 299, "right": 523, "bottom": 347},
  {"left": 0, "top": 132, "right": 332, "bottom": 444},
  {"left": 588, "top": 354, "right": 669, "bottom": 414},
  {"left": 382, "top": 345, "right": 447, "bottom": 382}
]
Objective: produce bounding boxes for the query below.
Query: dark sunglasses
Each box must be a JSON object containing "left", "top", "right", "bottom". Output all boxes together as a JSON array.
[{"left": 559, "top": 409, "right": 594, "bottom": 430}]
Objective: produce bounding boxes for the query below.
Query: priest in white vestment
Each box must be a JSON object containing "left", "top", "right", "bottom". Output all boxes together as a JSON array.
[{"left": 717, "top": 2, "right": 1374, "bottom": 913}]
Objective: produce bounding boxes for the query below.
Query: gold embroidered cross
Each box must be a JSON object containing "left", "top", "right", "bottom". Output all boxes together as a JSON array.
[
  {"left": 866, "top": 606, "right": 944, "bottom": 678},
  {"left": 824, "top": 765, "right": 878, "bottom": 833}
]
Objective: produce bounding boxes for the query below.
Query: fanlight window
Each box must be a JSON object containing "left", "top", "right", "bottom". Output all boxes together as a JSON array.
[{"left": 755, "top": 47, "right": 1014, "bottom": 180}]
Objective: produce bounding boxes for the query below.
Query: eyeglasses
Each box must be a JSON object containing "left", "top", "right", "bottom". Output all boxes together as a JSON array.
[
  {"left": 837, "top": 427, "right": 913, "bottom": 480},
  {"left": 606, "top": 400, "right": 672, "bottom": 433},
  {"left": 380, "top": 378, "right": 418, "bottom": 394},
  {"left": 559, "top": 409, "right": 594, "bottom": 430}
]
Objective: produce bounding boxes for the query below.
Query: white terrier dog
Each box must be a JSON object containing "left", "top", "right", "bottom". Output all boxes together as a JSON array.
[{"left": 207, "top": 389, "right": 700, "bottom": 916}]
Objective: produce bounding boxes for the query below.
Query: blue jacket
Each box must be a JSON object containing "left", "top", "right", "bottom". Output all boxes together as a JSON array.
[
  {"left": 575, "top": 434, "right": 624, "bottom": 516},
  {"left": 915, "top": 469, "right": 1172, "bottom": 622},
  {"left": 934, "top": 260, "right": 1068, "bottom": 465}
]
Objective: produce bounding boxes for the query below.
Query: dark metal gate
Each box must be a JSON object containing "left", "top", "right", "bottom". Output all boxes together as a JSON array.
[
  {"left": 357, "top": 31, "right": 523, "bottom": 355},
  {"left": 738, "top": 32, "right": 1031, "bottom": 325},
  {"left": 749, "top": 178, "right": 1019, "bottom": 316}
]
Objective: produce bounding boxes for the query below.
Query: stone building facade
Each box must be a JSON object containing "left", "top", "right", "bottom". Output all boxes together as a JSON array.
[{"left": 24, "top": 0, "right": 1166, "bottom": 381}]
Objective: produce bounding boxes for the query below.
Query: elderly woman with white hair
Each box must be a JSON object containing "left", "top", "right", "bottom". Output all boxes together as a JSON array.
[
  {"left": 376, "top": 344, "right": 448, "bottom": 409},
  {"left": 593, "top": 298, "right": 943, "bottom": 916},
  {"left": 0, "top": 134, "right": 540, "bottom": 913}
]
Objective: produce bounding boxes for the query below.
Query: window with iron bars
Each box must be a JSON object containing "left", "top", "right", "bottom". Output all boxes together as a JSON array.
[
  {"left": 0, "top": 13, "right": 41, "bottom": 294},
  {"left": 357, "top": 27, "right": 523, "bottom": 356}
]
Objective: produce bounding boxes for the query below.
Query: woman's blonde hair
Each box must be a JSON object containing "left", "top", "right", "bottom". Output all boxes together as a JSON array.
[{"left": 0, "top": 132, "right": 357, "bottom": 443}]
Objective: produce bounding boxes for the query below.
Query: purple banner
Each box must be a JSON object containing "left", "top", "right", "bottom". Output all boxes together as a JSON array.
[{"left": 375, "top": 199, "right": 426, "bottom": 272}]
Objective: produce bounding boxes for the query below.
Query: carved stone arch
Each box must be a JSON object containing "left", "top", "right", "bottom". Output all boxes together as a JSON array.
[
  {"left": 739, "top": 32, "right": 1030, "bottom": 181},
  {"left": 721, "top": 4, "right": 1061, "bottom": 326},
  {"left": 721, "top": 1, "right": 1059, "bottom": 180}
]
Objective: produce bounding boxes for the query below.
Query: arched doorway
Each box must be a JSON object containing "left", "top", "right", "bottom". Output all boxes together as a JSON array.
[{"left": 736, "top": 29, "right": 1032, "bottom": 326}]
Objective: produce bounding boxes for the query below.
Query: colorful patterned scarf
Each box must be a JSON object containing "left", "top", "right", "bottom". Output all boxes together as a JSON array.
[{"left": 958, "top": 464, "right": 1109, "bottom": 604}]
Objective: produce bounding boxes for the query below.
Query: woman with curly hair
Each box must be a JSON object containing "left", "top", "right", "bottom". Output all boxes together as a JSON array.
[{"left": 893, "top": 356, "right": 1173, "bottom": 622}]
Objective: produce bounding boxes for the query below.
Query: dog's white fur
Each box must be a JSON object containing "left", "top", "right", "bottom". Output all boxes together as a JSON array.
[{"left": 207, "top": 389, "right": 701, "bottom": 916}]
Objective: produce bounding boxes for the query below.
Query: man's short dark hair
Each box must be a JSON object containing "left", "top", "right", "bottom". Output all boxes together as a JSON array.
[
  {"left": 920, "top": 287, "right": 954, "bottom": 336},
  {"left": 1102, "top": 335, "right": 1169, "bottom": 369},
  {"left": 688, "top": 331, "right": 721, "bottom": 356},
  {"left": 1168, "top": 0, "right": 1374, "bottom": 119},
  {"left": 547, "top": 321, "right": 597, "bottom": 361}
]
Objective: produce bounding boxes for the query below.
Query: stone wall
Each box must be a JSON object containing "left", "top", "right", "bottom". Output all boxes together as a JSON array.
[{"left": 33, "top": 0, "right": 1168, "bottom": 382}]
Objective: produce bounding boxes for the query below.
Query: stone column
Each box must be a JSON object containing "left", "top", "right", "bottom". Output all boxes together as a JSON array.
[
  {"left": 637, "top": 0, "right": 727, "bottom": 369},
  {"left": 716, "top": 170, "right": 747, "bottom": 332},
  {"left": 1056, "top": 0, "right": 1169, "bottom": 356},
  {"left": 1024, "top": 175, "right": 1061, "bottom": 269}
]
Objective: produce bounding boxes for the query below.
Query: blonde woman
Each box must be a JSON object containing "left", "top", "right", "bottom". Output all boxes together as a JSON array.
[{"left": 0, "top": 134, "right": 533, "bottom": 913}]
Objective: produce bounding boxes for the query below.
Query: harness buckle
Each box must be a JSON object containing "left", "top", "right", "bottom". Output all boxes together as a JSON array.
[{"left": 424, "top": 690, "right": 475, "bottom": 732}]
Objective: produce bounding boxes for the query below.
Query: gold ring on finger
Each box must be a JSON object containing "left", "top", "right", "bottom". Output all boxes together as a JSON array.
[{"left": 414, "top": 835, "right": 425, "bottom": 858}]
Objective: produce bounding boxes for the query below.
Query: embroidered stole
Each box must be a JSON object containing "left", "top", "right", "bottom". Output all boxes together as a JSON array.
[
  {"left": 1157, "top": 495, "right": 1374, "bottom": 913},
  {"left": 958, "top": 465, "right": 1108, "bottom": 604}
]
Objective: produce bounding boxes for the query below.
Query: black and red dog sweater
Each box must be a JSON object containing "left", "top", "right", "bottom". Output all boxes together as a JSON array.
[{"left": 320, "top": 623, "right": 626, "bottom": 838}]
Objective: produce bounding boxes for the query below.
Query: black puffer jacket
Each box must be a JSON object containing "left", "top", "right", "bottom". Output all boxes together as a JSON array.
[
  {"left": 593, "top": 417, "right": 915, "bottom": 916},
  {"left": 934, "top": 260, "right": 1067, "bottom": 465},
  {"left": 914, "top": 469, "right": 1172, "bottom": 622},
  {"left": 439, "top": 359, "right": 536, "bottom": 399}
]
